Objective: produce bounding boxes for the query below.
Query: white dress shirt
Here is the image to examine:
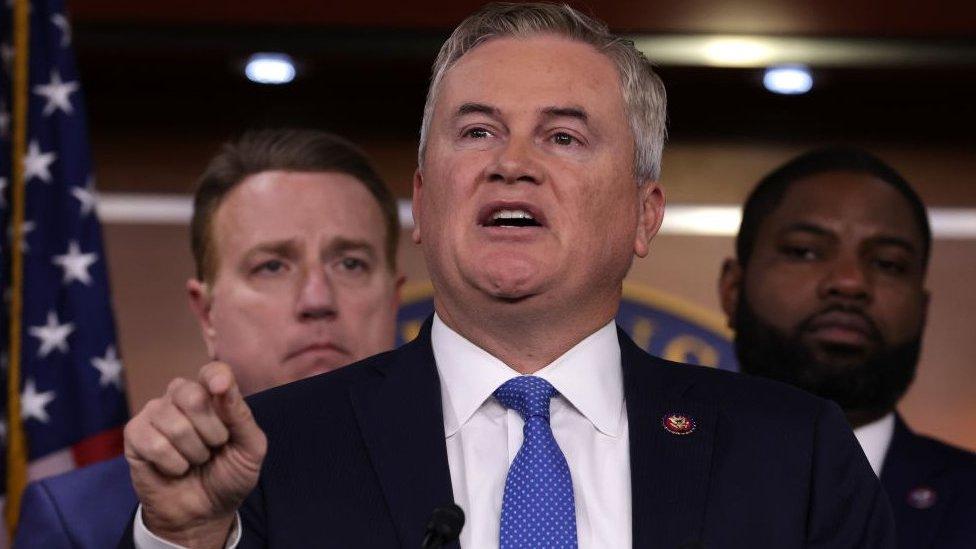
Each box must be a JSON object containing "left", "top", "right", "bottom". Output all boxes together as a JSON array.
[
  {"left": 137, "top": 314, "right": 632, "bottom": 548},
  {"left": 433, "top": 315, "right": 632, "bottom": 548},
  {"left": 852, "top": 412, "right": 896, "bottom": 477}
]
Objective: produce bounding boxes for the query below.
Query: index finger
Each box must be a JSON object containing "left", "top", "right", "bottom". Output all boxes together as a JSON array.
[{"left": 198, "top": 361, "right": 234, "bottom": 396}]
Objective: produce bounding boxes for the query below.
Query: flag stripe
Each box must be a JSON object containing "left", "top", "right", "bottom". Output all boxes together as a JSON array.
[{"left": 71, "top": 426, "right": 124, "bottom": 468}]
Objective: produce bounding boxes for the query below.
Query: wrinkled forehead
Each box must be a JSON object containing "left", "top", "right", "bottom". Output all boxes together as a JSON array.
[
  {"left": 434, "top": 35, "right": 627, "bottom": 123},
  {"left": 211, "top": 171, "right": 387, "bottom": 258}
]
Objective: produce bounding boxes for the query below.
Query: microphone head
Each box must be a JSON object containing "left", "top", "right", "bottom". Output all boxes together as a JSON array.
[{"left": 423, "top": 504, "right": 465, "bottom": 547}]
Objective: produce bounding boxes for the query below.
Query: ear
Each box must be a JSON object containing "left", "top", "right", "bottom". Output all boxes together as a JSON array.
[
  {"left": 718, "top": 258, "right": 743, "bottom": 329},
  {"left": 393, "top": 273, "right": 407, "bottom": 311},
  {"left": 633, "top": 181, "right": 666, "bottom": 258},
  {"left": 411, "top": 169, "right": 424, "bottom": 244},
  {"left": 186, "top": 278, "right": 217, "bottom": 359}
]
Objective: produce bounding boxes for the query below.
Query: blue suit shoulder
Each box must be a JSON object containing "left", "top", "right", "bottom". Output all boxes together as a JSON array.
[{"left": 14, "top": 455, "right": 135, "bottom": 549}]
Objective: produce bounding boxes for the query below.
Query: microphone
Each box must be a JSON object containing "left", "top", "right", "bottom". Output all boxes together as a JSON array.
[{"left": 421, "top": 503, "right": 465, "bottom": 549}]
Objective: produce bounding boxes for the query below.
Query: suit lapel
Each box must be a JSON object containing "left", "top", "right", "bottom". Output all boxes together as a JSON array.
[
  {"left": 621, "top": 328, "right": 717, "bottom": 549},
  {"left": 349, "top": 319, "right": 458, "bottom": 548},
  {"left": 880, "top": 415, "right": 946, "bottom": 549}
]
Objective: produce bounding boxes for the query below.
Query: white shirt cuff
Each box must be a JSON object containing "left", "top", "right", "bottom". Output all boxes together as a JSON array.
[{"left": 133, "top": 504, "right": 242, "bottom": 549}]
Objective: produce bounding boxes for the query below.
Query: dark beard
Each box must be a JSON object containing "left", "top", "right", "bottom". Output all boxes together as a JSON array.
[{"left": 733, "top": 294, "right": 921, "bottom": 422}]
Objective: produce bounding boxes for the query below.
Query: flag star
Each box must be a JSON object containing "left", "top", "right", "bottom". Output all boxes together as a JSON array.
[
  {"left": 0, "top": 43, "right": 12, "bottom": 72},
  {"left": 0, "top": 109, "right": 9, "bottom": 138},
  {"left": 33, "top": 70, "right": 79, "bottom": 116},
  {"left": 21, "top": 380, "right": 57, "bottom": 424},
  {"left": 52, "top": 240, "right": 98, "bottom": 285},
  {"left": 71, "top": 176, "right": 98, "bottom": 216},
  {"left": 51, "top": 13, "right": 72, "bottom": 48},
  {"left": 24, "top": 140, "right": 57, "bottom": 183},
  {"left": 28, "top": 310, "right": 75, "bottom": 358},
  {"left": 91, "top": 345, "right": 124, "bottom": 389}
]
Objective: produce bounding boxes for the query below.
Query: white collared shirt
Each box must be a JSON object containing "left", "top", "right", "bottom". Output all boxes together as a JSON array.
[
  {"left": 853, "top": 412, "right": 896, "bottom": 477},
  {"left": 433, "top": 314, "right": 632, "bottom": 548},
  {"left": 136, "top": 315, "right": 632, "bottom": 548}
]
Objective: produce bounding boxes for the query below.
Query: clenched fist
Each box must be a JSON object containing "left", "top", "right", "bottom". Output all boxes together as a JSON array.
[{"left": 124, "top": 362, "right": 267, "bottom": 548}]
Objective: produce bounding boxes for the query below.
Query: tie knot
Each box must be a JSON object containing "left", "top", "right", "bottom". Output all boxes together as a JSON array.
[{"left": 494, "top": 376, "right": 557, "bottom": 420}]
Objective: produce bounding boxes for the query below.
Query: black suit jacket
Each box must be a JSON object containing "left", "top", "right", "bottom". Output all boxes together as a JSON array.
[
  {"left": 123, "top": 320, "right": 894, "bottom": 548},
  {"left": 880, "top": 415, "right": 976, "bottom": 549}
]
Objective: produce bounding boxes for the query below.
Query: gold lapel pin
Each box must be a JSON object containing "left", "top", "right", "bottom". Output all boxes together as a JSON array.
[{"left": 662, "top": 413, "right": 696, "bottom": 435}]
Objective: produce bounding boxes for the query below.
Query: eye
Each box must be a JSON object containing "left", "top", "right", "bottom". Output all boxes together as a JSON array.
[
  {"left": 339, "top": 257, "right": 369, "bottom": 272},
  {"left": 462, "top": 127, "right": 493, "bottom": 139},
  {"left": 550, "top": 132, "right": 579, "bottom": 146},
  {"left": 780, "top": 245, "right": 819, "bottom": 261},
  {"left": 872, "top": 257, "right": 909, "bottom": 275},
  {"left": 253, "top": 259, "right": 286, "bottom": 274}
]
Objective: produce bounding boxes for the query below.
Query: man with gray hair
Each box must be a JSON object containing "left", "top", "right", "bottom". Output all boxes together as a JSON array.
[{"left": 123, "top": 4, "right": 893, "bottom": 548}]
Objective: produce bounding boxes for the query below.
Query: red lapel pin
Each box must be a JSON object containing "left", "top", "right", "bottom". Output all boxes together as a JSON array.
[{"left": 662, "top": 413, "right": 696, "bottom": 435}]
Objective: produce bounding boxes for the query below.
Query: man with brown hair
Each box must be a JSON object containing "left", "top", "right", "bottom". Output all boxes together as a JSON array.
[
  {"left": 124, "top": 4, "right": 893, "bottom": 548},
  {"left": 14, "top": 128, "right": 403, "bottom": 548}
]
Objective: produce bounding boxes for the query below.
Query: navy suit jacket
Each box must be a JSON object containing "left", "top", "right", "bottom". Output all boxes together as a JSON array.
[
  {"left": 14, "top": 455, "right": 135, "bottom": 548},
  {"left": 123, "top": 322, "right": 894, "bottom": 548},
  {"left": 881, "top": 415, "right": 976, "bottom": 549}
]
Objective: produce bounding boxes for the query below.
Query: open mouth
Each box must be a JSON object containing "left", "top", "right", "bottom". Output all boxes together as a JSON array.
[
  {"left": 478, "top": 203, "right": 546, "bottom": 228},
  {"left": 487, "top": 209, "right": 542, "bottom": 227}
]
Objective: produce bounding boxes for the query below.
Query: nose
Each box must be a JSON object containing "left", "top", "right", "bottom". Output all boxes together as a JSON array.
[
  {"left": 296, "top": 267, "right": 337, "bottom": 321},
  {"left": 485, "top": 136, "right": 544, "bottom": 185},
  {"left": 817, "top": 254, "right": 871, "bottom": 305}
]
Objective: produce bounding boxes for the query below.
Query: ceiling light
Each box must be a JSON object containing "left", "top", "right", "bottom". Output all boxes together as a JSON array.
[
  {"left": 244, "top": 53, "right": 296, "bottom": 85},
  {"left": 703, "top": 38, "right": 773, "bottom": 67},
  {"left": 763, "top": 65, "right": 813, "bottom": 95}
]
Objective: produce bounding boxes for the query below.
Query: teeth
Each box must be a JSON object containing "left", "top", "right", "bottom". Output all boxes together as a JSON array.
[{"left": 491, "top": 209, "right": 534, "bottom": 221}]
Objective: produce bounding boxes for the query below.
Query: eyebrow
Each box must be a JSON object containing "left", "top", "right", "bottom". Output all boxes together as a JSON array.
[
  {"left": 780, "top": 222, "right": 919, "bottom": 255},
  {"left": 541, "top": 106, "right": 588, "bottom": 123},
  {"left": 244, "top": 239, "right": 299, "bottom": 260},
  {"left": 243, "top": 237, "right": 378, "bottom": 260},
  {"left": 869, "top": 235, "right": 919, "bottom": 255},
  {"left": 326, "top": 237, "right": 378, "bottom": 258},
  {"left": 454, "top": 103, "right": 589, "bottom": 123},
  {"left": 455, "top": 103, "right": 500, "bottom": 119},
  {"left": 779, "top": 222, "right": 833, "bottom": 238}
]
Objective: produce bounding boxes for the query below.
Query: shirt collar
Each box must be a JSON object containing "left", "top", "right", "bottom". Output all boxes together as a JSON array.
[
  {"left": 853, "top": 412, "right": 896, "bottom": 477},
  {"left": 432, "top": 314, "right": 624, "bottom": 438}
]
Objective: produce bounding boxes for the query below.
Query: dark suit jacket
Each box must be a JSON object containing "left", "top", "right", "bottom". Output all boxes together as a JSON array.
[
  {"left": 124, "top": 321, "right": 894, "bottom": 548},
  {"left": 15, "top": 455, "right": 135, "bottom": 548},
  {"left": 880, "top": 415, "right": 976, "bottom": 549}
]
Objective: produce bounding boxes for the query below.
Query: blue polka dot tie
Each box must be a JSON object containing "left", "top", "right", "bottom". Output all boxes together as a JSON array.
[{"left": 494, "top": 376, "right": 578, "bottom": 548}]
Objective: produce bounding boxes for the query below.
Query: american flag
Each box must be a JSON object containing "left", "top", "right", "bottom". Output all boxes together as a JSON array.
[{"left": 0, "top": 0, "right": 128, "bottom": 537}]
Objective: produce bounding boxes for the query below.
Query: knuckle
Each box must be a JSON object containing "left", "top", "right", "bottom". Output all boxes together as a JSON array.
[
  {"left": 166, "top": 377, "right": 188, "bottom": 394},
  {"left": 175, "top": 383, "right": 209, "bottom": 412},
  {"left": 207, "top": 424, "right": 231, "bottom": 447},
  {"left": 164, "top": 416, "right": 193, "bottom": 440},
  {"left": 145, "top": 434, "right": 172, "bottom": 460},
  {"left": 142, "top": 397, "right": 162, "bottom": 414}
]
